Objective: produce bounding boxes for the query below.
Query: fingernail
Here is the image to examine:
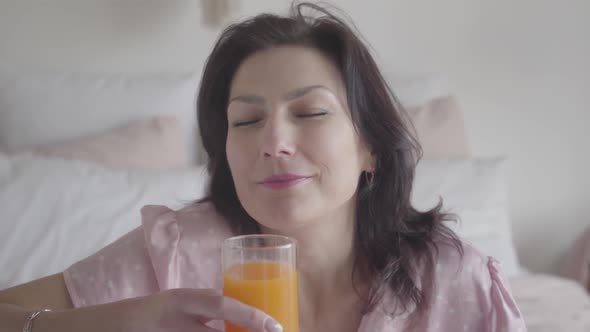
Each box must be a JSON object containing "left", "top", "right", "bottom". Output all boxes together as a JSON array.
[{"left": 264, "top": 318, "right": 283, "bottom": 332}]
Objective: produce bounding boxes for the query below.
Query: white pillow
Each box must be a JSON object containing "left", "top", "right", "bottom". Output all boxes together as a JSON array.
[
  {"left": 0, "top": 153, "right": 208, "bottom": 288},
  {"left": 0, "top": 68, "right": 204, "bottom": 163},
  {"left": 412, "top": 158, "right": 522, "bottom": 277}
]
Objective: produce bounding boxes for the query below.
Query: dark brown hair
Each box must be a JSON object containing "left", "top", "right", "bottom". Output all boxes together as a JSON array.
[{"left": 197, "top": 1, "right": 462, "bottom": 321}]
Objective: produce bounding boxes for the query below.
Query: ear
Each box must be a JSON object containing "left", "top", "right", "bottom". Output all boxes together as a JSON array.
[
  {"left": 358, "top": 135, "right": 376, "bottom": 173},
  {"left": 362, "top": 149, "right": 377, "bottom": 173}
]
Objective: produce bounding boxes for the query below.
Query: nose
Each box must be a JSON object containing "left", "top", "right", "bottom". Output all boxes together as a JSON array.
[{"left": 259, "top": 116, "right": 296, "bottom": 159}]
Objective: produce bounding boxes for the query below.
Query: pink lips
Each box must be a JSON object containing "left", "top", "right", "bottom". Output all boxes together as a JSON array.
[{"left": 259, "top": 174, "right": 311, "bottom": 190}]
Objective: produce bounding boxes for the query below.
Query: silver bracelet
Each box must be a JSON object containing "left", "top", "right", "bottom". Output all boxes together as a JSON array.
[{"left": 23, "top": 309, "right": 52, "bottom": 332}]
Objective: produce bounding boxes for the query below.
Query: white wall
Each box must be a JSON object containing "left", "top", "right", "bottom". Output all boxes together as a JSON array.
[{"left": 0, "top": 0, "right": 588, "bottom": 273}]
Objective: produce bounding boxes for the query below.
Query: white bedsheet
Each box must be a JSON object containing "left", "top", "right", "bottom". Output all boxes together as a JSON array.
[
  {"left": 0, "top": 153, "right": 208, "bottom": 288},
  {"left": 509, "top": 274, "right": 590, "bottom": 332}
]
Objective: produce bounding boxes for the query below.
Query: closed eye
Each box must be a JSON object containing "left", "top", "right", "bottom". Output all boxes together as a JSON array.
[
  {"left": 232, "top": 110, "right": 328, "bottom": 127},
  {"left": 232, "top": 119, "right": 261, "bottom": 127},
  {"left": 296, "top": 111, "right": 328, "bottom": 118}
]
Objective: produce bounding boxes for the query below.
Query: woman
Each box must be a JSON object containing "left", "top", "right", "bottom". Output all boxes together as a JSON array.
[{"left": 0, "top": 3, "right": 526, "bottom": 331}]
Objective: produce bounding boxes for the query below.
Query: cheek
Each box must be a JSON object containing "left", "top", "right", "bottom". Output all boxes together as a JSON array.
[
  {"left": 226, "top": 134, "right": 252, "bottom": 182},
  {"left": 304, "top": 122, "right": 363, "bottom": 174}
]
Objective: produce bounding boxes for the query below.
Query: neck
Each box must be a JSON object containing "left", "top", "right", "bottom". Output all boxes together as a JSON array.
[
  {"left": 260, "top": 200, "right": 369, "bottom": 317},
  {"left": 297, "top": 218, "right": 358, "bottom": 293}
]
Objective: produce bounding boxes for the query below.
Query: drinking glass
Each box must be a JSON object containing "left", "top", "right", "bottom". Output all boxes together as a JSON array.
[{"left": 222, "top": 234, "right": 299, "bottom": 332}]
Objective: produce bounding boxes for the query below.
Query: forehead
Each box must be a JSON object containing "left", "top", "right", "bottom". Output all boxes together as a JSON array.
[{"left": 229, "top": 46, "right": 346, "bottom": 100}]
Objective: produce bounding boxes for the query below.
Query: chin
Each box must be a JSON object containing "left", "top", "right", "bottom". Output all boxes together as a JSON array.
[{"left": 249, "top": 203, "right": 318, "bottom": 233}]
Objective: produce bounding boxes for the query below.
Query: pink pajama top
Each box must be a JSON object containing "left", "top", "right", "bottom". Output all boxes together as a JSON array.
[{"left": 63, "top": 202, "right": 527, "bottom": 331}]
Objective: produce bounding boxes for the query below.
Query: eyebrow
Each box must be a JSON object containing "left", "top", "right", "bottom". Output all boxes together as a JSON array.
[{"left": 228, "top": 85, "right": 333, "bottom": 105}]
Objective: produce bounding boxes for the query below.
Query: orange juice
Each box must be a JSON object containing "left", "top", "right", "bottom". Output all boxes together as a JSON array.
[{"left": 223, "top": 261, "right": 299, "bottom": 332}]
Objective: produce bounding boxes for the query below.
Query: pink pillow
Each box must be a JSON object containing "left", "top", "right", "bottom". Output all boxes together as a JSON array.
[
  {"left": 406, "top": 95, "right": 471, "bottom": 159},
  {"left": 30, "top": 116, "right": 189, "bottom": 169}
]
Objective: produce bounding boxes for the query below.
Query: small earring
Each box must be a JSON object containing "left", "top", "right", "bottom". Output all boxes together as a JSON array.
[{"left": 365, "top": 171, "right": 375, "bottom": 189}]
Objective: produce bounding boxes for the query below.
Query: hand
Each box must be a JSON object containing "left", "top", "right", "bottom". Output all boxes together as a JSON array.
[
  {"left": 55, "top": 288, "right": 283, "bottom": 332},
  {"left": 129, "top": 288, "right": 283, "bottom": 332}
]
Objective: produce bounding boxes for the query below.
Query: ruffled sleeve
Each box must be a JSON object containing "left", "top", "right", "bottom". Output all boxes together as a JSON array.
[
  {"left": 140, "top": 205, "right": 181, "bottom": 290},
  {"left": 63, "top": 202, "right": 232, "bottom": 308},
  {"left": 138, "top": 203, "right": 232, "bottom": 332},
  {"left": 394, "top": 241, "right": 529, "bottom": 332},
  {"left": 486, "top": 257, "right": 528, "bottom": 332},
  {"left": 63, "top": 224, "right": 159, "bottom": 307},
  {"left": 141, "top": 202, "right": 233, "bottom": 291}
]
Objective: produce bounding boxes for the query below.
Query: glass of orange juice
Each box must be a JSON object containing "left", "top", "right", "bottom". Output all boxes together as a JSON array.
[{"left": 222, "top": 234, "right": 299, "bottom": 332}]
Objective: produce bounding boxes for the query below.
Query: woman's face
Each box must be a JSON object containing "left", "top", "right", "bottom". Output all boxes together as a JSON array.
[{"left": 226, "top": 46, "right": 373, "bottom": 232}]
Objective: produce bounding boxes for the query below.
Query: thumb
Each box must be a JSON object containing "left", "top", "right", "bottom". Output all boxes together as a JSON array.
[{"left": 179, "top": 289, "right": 283, "bottom": 332}]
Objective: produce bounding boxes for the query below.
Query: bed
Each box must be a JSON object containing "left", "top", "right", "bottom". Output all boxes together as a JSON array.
[
  {"left": 1, "top": 69, "right": 588, "bottom": 331},
  {"left": 510, "top": 273, "right": 590, "bottom": 331}
]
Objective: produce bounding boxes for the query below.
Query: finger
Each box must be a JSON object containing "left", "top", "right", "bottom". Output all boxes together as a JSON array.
[
  {"left": 215, "top": 296, "right": 283, "bottom": 332},
  {"left": 195, "top": 322, "right": 222, "bottom": 332},
  {"left": 179, "top": 289, "right": 283, "bottom": 332}
]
